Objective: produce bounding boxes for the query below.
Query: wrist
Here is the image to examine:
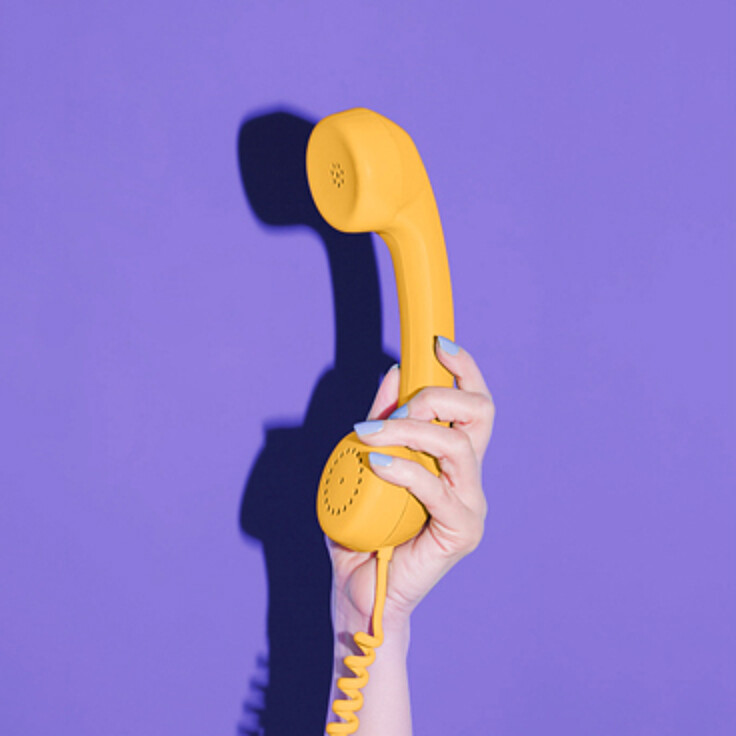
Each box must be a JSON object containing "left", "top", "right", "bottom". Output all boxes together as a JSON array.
[{"left": 332, "top": 597, "right": 411, "bottom": 656}]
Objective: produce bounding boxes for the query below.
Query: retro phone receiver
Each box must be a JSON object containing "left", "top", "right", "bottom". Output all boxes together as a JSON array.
[
  {"left": 307, "top": 108, "right": 454, "bottom": 554},
  {"left": 307, "top": 108, "right": 454, "bottom": 734}
]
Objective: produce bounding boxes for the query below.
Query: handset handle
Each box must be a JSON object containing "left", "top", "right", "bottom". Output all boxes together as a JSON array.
[{"left": 379, "top": 194, "right": 454, "bottom": 402}]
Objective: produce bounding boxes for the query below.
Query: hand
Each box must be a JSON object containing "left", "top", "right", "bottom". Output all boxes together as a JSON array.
[{"left": 327, "top": 337, "right": 495, "bottom": 632}]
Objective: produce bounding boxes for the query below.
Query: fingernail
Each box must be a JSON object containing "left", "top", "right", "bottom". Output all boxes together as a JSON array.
[
  {"left": 437, "top": 336, "right": 460, "bottom": 355},
  {"left": 354, "top": 420, "right": 384, "bottom": 436},
  {"left": 388, "top": 404, "right": 409, "bottom": 420},
  {"left": 369, "top": 452, "right": 394, "bottom": 467}
]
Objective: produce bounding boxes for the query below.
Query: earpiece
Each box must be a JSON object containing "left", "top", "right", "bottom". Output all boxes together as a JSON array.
[
  {"left": 307, "top": 108, "right": 455, "bottom": 552},
  {"left": 307, "top": 107, "right": 418, "bottom": 233}
]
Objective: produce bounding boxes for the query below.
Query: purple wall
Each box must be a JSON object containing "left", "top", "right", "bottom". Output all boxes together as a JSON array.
[{"left": 1, "top": 2, "right": 734, "bottom": 734}]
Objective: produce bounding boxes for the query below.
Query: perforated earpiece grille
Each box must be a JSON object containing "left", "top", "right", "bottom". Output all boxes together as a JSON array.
[{"left": 330, "top": 162, "right": 345, "bottom": 189}]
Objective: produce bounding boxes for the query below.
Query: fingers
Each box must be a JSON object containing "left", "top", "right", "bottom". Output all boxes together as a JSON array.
[
  {"left": 359, "top": 337, "right": 493, "bottom": 491},
  {"left": 355, "top": 419, "right": 484, "bottom": 513},
  {"left": 387, "top": 339, "right": 495, "bottom": 458},
  {"left": 395, "top": 386, "right": 495, "bottom": 459},
  {"left": 366, "top": 364, "right": 400, "bottom": 420},
  {"left": 367, "top": 453, "right": 444, "bottom": 516},
  {"left": 367, "top": 452, "right": 485, "bottom": 553},
  {"left": 356, "top": 418, "right": 472, "bottom": 476}
]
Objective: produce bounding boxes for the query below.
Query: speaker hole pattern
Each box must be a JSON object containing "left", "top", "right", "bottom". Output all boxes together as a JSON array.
[
  {"left": 330, "top": 162, "right": 345, "bottom": 189},
  {"left": 323, "top": 446, "right": 364, "bottom": 516}
]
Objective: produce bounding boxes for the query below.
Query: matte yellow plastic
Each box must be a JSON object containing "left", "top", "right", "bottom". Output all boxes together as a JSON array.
[
  {"left": 307, "top": 108, "right": 455, "bottom": 553},
  {"left": 317, "top": 432, "right": 436, "bottom": 553}
]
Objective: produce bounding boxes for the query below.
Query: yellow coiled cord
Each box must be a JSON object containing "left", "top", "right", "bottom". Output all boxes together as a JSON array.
[{"left": 326, "top": 546, "right": 394, "bottom": 735}]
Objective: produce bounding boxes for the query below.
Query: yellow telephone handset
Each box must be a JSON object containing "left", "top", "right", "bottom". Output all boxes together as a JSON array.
[
  {"left": 307, "top": 109, "right": 454, "bottom": 734},
  {"left": 307, "top": 108, "right": 454, "bottom": 554}
]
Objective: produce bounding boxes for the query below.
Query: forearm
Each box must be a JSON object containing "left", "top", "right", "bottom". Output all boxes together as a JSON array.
[{"left": 326, "top": 605, "right": 413, "bottom": 736}]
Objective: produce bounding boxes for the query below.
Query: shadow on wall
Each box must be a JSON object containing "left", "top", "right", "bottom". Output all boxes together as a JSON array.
[{"left": 236, "top": 110, "right": 395, "bottom": 736}]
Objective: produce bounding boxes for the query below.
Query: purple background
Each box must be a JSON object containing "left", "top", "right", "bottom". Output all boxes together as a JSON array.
[{"left": 1, "top": 2, "right": 734, "bottom": 734}]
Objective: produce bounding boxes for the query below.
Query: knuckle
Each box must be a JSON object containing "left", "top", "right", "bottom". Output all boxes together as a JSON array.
[
  {"left": 449, "top": 427, "right": 474, "bottom": 457},
  {"left": 410, "top": 386, "right": 441, "bottom": 414},
  {"left": 477, "top": 393, "right": 496, "bottom": 424},
  {"left": 463, "top": 516, "right": 486, "bottom": 554}
]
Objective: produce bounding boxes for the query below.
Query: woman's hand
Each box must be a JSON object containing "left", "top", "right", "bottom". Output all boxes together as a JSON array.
[{"left": 327, "top": 336, "right": 495, "bottom": 632}]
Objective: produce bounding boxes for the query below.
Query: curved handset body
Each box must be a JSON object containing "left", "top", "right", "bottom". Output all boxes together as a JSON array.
[{"left": 307, "top": 108, "right": 454, "bottom": 553}]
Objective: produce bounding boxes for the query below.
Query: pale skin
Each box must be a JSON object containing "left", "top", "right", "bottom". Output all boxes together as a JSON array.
[{"left": 326, "top": 337, "right": 496, "bottom": 734}]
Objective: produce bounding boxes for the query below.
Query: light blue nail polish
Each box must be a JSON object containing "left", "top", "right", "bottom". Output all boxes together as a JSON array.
[
  {"left": 369, "top": 452, "right": 394, "bottom": 467},
  {"left": 388, "top": 404, "right": 409, "bottom": 420},
  {"left": 437, "top": 335, "right": 460, "bottom": 355},
  {"left": 354, "top": 420, "right": 384, "bottom": 436}
]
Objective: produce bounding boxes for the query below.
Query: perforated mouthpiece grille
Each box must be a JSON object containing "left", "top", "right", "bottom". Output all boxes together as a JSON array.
[{"left": 321, "top": 444, "right": 365, "bottom": 516}]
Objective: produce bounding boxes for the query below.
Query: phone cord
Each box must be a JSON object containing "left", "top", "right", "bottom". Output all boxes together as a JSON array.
[{"left": 326, "top": 546, "right": 394, "bottom": 735}]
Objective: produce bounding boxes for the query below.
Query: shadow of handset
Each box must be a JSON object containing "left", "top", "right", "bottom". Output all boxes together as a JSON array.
[{"left": 237, "top": 110, "right": 394, "bottom": 736}]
